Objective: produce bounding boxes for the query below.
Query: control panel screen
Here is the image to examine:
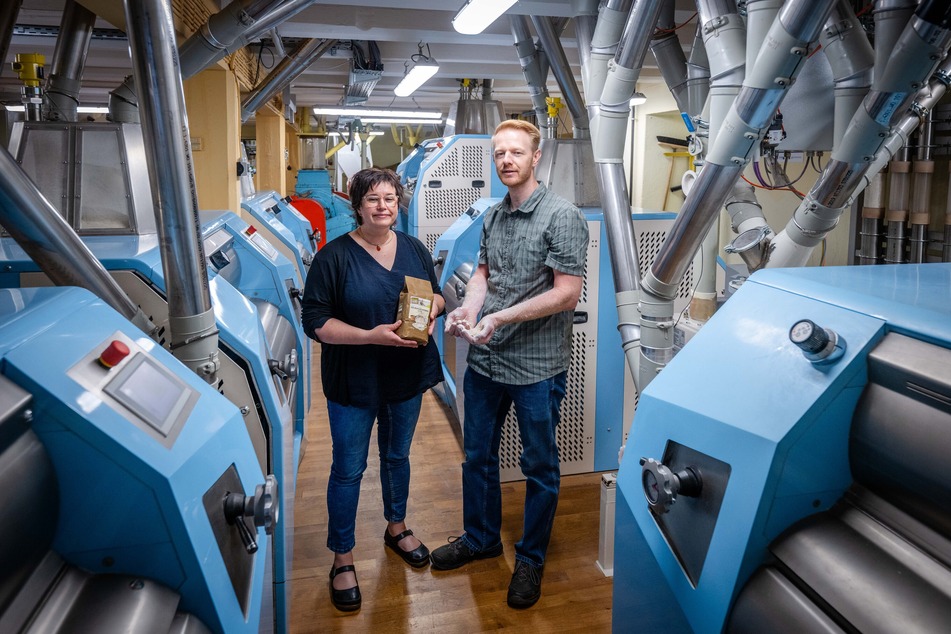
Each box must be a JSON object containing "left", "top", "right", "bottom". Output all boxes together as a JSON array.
[{"left": 104, "top": 353, "right": 195, "bottom": 437}]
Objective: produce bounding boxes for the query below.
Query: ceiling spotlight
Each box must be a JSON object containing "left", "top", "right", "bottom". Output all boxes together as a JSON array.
[
  {"left": 630, "top": 92, "right": 647, "bottom": 106},
  {"left": 453, "top": 0, "right": 518, "bottom": 35},
  {"left": 394, "top": 42, "right": 439, "bottom": 98}
]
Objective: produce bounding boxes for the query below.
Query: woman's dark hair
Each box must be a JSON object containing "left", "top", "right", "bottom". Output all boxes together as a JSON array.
[{"left": 348, "top": 167, "right": 403, "bottom": 225}]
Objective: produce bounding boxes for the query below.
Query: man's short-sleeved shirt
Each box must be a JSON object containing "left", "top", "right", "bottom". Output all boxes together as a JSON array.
[{"left": 467, "top": 182, "right": 589, "bottom": 385}]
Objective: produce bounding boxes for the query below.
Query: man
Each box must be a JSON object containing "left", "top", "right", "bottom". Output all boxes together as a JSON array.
[{"left": 430, "top": 119, "right": 589, "bottom": 609}]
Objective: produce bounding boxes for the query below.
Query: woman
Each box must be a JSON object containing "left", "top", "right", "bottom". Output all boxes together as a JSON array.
[{"left": 301, "top": 167, "right": 444, "bottom": 612}]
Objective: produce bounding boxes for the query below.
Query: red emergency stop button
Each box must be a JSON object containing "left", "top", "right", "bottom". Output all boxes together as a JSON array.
[{"left": 98, "top": 340, "right": 130, "bottom": 369}]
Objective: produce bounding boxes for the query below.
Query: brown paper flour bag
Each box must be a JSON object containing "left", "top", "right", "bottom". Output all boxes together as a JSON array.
[{"left": 396, "top": 276, "right": 433, "bottom": 345}]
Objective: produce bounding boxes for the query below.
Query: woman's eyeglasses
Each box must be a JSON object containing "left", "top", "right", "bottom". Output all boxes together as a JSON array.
[{"left": 363, "top": 195, "right": 399, "bottom": 206}]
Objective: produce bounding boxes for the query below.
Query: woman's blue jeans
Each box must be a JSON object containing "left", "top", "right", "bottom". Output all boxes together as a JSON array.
[
  {"left": 326, "top": 394, "right": 422, "bottom": 554},
  {"left": 460, "top": 368, "right": 567, "bottom": 569}
]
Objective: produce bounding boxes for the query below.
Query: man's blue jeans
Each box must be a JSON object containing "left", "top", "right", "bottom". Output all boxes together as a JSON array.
[
  {"left": 460, "top": 368, "right": 567, "bottom": 568},
  {"left": 326, "top": 394, "right": 423, "bottom": 553}
]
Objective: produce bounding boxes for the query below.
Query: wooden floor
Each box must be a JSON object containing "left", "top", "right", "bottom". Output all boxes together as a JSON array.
[{"left": 290, "top": 356, "right": 615, "bottom": 632}]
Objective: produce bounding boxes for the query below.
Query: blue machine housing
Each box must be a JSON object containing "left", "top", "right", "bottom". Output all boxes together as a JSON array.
[
  {"left": 0, "top": 286, "right": 269, "bottom": 633},
  {"left": 430, "top": 197, "right": 498, "bottom": 423},
  {"left": 400, "top": 135, "right": 504, "bottom": 248},
  {"left": 0, "top": 212, "right": 303, "bottom": 633},
  {"left": 201, "top": 209, "right": 311, "bottom": 463},
  {"left": 612, "top": 263, "right": 951, "bottom": 633},
  {"left": 241, "top": 191, "right": 315, "bottom": 283},
  {"left": 294, "top": 169, "right": 355, "bottom": 243}
]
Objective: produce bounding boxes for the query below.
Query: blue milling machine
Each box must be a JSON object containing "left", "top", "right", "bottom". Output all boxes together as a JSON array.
[
  {"left": 612, "top": 264, "right": 951, "bottom": 633},
  {"left": 0, "top": 118, "right": 311, "bottom": 632},
  {"left": 0, "top": 286, "right": 274, "bottom": 633},
  {"left": 240, "top": 190, "right": 317, "bottom": 285}
]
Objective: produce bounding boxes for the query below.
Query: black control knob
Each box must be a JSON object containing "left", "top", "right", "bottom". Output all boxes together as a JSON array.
[
  {"left": 789, "top": 319, "right": 845, "bottom": 363},
  {"left": 640, "top": 458, "right": 702, "bottom": 514},
  {"left": 789, "top": 319, "right": 828, "bottom": 354},
  {"left": 223, "top": 475, "right": 279, "bottom": 554}
]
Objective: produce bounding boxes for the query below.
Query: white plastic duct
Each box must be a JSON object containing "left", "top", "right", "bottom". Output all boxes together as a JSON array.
[
  {"left": 584, "top": 0, "right": 632, "bottom": 140},
  {"left": 768, "top": 1, "right": 951, "bottom": 268},
  {"left": 819, "top": 0, "right": 875, "bottom": 149}
]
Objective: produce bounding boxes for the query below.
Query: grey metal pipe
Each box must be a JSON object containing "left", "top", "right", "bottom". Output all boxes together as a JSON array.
[
  {"left": 636, "top": 0, "right": 836, "bottom": 387},
  {"left": 123, "top": 0, "right": 219, "bottom": 383},
  {"left": 650, "top": 0, "right": 691, "bottom": 117},
  {"left": 225, "top": 0, "right": 321, "bottom": 59},
  {"left": 695, "top": 0, "right": 746, "bottom": 312},
  {"left": 0, "top": 1, "right": 24, "bottom": 77},
  {"left": 858, "top": 173, "right": 884, "bottom": 264},
  {"left": 0, "top": 146, "right": 156, "bottom": 335},
  {"left": 873, "top": 0, "right": 917, "bottom": 81},
  {"left": 178, "top": 0, "right": 286, "bottom": 80},
  {"left": 819, "top": 0, "right": 874, "bottom": 148},
  {"left": 111, "top": 0, "right": 311, "bottom": 122},
  {"left": 45, "top": 0, "right": 96, "bottom": 122},
  {"left": 594, "top": 0, "right": 664, "bottom": 388},
  {"left": 768, "top": 2, "right": 951, "bottom": 267},
  {"left": 269, "top": 27, "right": 287, "bottom": 59},
  {"left": 241, "top": 38, "right": 336, "bottom": 122},
  {"left": 909, "top": 113, "right": 934, "bottom": 263},
  {"left": 850, "top": 56, "right": 951, "bottom": 274},
  {"left": 511, "top": 15, "right": 552, "bottom": 137},
  {"left": 573, "top": 0, "right": 598, "bottom": 88},
  {"left": 531, "top": 15, "right": 589, "bottom": 138},
  {"left": 685, "top": 24, "right": 710, "bottom": 130}
]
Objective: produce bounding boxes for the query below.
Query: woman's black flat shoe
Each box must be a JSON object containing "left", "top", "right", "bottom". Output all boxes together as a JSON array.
[
  {"left": 329, "top": 564, "right": 361, "bottom": 612},
  {"left": 384, "top": 528, "right": 430, "bottom": 568}
]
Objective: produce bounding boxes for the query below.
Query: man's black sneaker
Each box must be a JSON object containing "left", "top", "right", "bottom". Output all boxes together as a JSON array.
[
  {"left": 507, "top": 560, "right": 542, "bottom": 608},
  {"left": 429, "top": 536, "right": 503, "bottom": 570}
]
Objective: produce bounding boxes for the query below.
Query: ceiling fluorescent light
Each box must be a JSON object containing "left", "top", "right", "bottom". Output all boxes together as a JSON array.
[
  {"left": 313, "top": 107, "right": 442, "bottom": 120},
  {"left": 360, "top": 118, "right": 444, "bottom": 125},
  {"left": 394, "top": 43, "right": 439, "bottom": 97},
  {"left": 453, "top": 0, "right": 518, "bottom": 35},
  {"left": 4, "top": 105, "right": 109, "bottom": 113},
  {"left": 630, "top": 92, "right": 647, "bottom": 106}
]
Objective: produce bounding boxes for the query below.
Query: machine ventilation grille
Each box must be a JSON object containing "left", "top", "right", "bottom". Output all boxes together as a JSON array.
[
  {"left": 461, "top": 145, "right": 484, "bottom": 179},
  {"left": 423, "top": 188, "right": 483, "bottom": 221},
  {"left": 432, "top": 147, "right": 459, "bottom": 179},
  {"left": 498, "top": 329, "right": 594, "bottom": 476},
  {"left": 579, "top": 257, "right": 590, "bottom": 305},
  {"left": 422, "top": 231, "right": 440, "bottom": 253}
]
